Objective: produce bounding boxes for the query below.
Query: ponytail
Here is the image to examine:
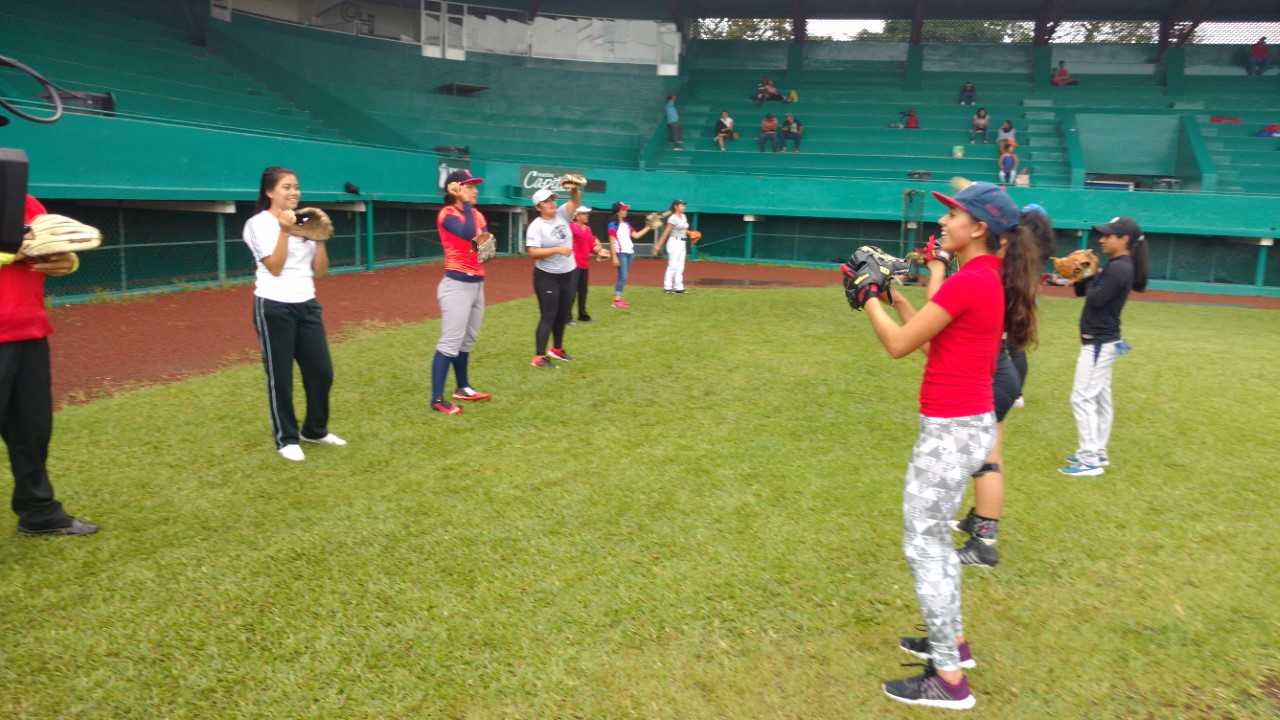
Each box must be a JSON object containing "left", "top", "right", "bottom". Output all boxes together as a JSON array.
[
  {"left": 1130, "top": 236, "right": 1149, "bottom": 292},
  {"left": 985, "top": 214, "right": 1044, "bottom": 352},
  {"left": 256, "top": 166, "right": 296, "bottom": 213}
]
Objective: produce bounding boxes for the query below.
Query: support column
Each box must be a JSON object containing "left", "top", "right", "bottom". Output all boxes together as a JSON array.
[
  {"left": 215, "top": 213, "right": 226, "bottom": 284},
  {"left": 364, "top": 201, "right": 376, "bottom": 271},
  {"left": 1033, "top": 45, "right": 1052, "bottom": 92},
  {"left": 1257, "top": 239, "right": 1273, "bottom": 287},
  {"left": 743, "top": 215, "right": 755, "bottom": 260},
  {"left": 1164, "top": 46, "right": 1186, "bottom": 96},
  {"left": 906, "top": 0, "right": 924, "bottom": 91}
]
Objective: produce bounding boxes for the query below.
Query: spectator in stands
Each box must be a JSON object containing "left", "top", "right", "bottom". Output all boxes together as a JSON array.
[
  {"left": 970, "top": 108, "right": 991, "bottom": 144},
  {"left": 998, "top": 145, "right": 1019, "bottom": 184},
  {"left": 714, "top": 111, "right": 737, "bottom": 151},
  {"left": 996, "top": 120, "right": 1017, "bottom": 149},
  {"left": 1052, "top": 60, "right": 1079, "bottom": 86},
  {"left": 753, "top": 78, "right": 784, "bottom": 105},
  {"left": 1248, "top": 38, "right": 1270, "bottom": 76},
  {"left": 958, "top": 80, "right": 977, "bottom": 106},
  {"left": 905, "top": 109, "right": 920, "bottom": 129},
  {"left": 759, "top": 113, "right": 781, "bottom": 152},
  {"left": 665, "top": 95, "right": 683, "bottom": 151},
  {"left": 780, "top": 113, "right": 804, "bottom": 152},
  {"left": 1255, "top": 123, "right": 1280, "bottom": 137}
]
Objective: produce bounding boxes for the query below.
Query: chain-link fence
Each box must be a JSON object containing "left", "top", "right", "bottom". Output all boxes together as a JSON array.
[{"left": 38, "top": 202, "right": 519, "bottom": 302}]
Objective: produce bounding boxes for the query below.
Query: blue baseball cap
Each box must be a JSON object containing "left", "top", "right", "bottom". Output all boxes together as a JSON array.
[{"left": 932, "top": 182, "right": 1020, "bottom": 234}]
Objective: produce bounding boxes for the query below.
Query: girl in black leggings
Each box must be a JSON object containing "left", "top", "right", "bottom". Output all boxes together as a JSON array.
[{"left": 525, "top": 184, "right": 582, "bottom": 368}]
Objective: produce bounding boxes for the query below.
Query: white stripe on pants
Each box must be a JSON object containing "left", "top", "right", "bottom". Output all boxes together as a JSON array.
[
  {"left": 664, "top": 239, "right": 687, "bottom": 291},
  {"left": 1070, "top": 341, "right": 1121, "bottom": 466}
]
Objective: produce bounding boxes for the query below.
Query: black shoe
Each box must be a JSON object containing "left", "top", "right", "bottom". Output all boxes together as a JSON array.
[
  {"left": 577, "top": 314, "right": 592, "bottom": 322},
  {"left": 18, "top": 517, "right": 99, "bottom": 536},
  {"left": 674, "top": 289, "right": 687, "bottom": 294},
  {"left": 950, "top": 506, "right": 977, "bottom": 535},
  {"left": 956, "top": 536, "right": 999, "bottom": 568},
  {"left": 883, "top": 662, "right": 976, "bottom": 710}
]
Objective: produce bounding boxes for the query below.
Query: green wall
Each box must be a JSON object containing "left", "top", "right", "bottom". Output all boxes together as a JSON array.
[{"left": 1077, "top": 114, "right": 1179, "bottom": 176}]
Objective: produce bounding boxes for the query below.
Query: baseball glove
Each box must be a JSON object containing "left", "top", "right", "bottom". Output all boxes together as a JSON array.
[
  {"left": 559, "top": 173, "right": 587, "bottom": 190},
  {"left": 474, "top": 232, "right": 497, "bottom": 263},
  {"left": 687, "top": 230, "right": 702, "bottom": 242},
  {"left": 20, "top": 214, "right": 103, "bottom": 257},
  {"left": 644, "top": 212, "right": 664, "bottom": 230},
  {"left": 1051, "top": 249, "right": 1099, "bottom": 283},
  {"left": 841, "top": 245, "right": 896, "bottom": 311},
  {"left": 284, "top": 207, "right": 334, "bottom": 242}
]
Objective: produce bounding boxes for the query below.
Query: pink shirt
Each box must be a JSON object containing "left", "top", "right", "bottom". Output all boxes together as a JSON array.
[
  {"left": 570, "top": 223, "right": 596, "bottom": 269},
  {"left": 920, "top": 255, "right": 1005, "bottom": 418}
]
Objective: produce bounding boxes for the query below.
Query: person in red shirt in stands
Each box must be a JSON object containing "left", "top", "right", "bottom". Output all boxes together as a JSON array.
[
  {"left": 1248, "top": 37, "right": 1270, "bottom": 76},
  {"left": 1052, "top": 60, "right": 1079, "bottom": 86},
  {"left": 569, "top": 206, "right": 607, "bottom": 322},
  {"left": 0, "top": 195, "right": 97, "bottom": 535}
]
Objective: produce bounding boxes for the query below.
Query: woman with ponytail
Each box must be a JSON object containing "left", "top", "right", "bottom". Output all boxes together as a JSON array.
[
  {"left": 243, "top": 166, "right": 344, "bottom": 461},
  {"left": 1059, "top": 217, "right": 1147, "bottom": 477},
  {"left": 854, "top": 182, "right": 1019, "bottom": 710}
]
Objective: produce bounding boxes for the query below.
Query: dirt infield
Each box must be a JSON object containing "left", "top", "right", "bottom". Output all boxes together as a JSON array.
[{"left": 46, "top": 257, "right": 1277, "bottom": 405}]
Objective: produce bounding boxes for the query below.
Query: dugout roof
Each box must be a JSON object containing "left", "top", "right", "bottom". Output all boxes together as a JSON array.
[{"left": 457, "top": 0, "right": 1280, "bottom": 22}]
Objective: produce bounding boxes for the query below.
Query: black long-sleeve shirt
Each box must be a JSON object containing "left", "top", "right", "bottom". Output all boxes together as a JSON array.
[{"left": 1074, "top": 255, "right": 1134, "bottom": 344}]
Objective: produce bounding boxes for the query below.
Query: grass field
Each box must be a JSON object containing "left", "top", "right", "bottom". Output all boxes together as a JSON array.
[{"left": 2, "top": 285, "right": 1278, "bottom": 719}]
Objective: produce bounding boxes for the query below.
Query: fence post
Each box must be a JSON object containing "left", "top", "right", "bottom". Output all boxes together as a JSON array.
[
  {"left": 365, "top": 201, "right": 376, "bottom": 271},
  {"left": 118, "top": 208, "right": 127, "bottom": 292},
  {"left": 215, "top": 214, "right": 227, "bottom": 284},
  {"left": 1257, "top": 239, "right": 1273, "bottom": 287},
  {"left": 743, "top": 215, "right": 754, "bottom": 259},
  {"left": 353, "top": 211, "right": 362, "bottom": 267}
]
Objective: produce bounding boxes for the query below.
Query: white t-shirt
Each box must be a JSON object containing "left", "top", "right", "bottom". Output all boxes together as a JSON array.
[
  {"left": 610, "top": 219, "right": 635, "bottom": 255},
  {"left": 665, "top": 212, "right": 689, "bottom": 242},
  {"left": 243, "top": 210, "right": 316, "bottom": 303},
  {"left": 525, "top": 203, "right": 576, "bottom": 274}
]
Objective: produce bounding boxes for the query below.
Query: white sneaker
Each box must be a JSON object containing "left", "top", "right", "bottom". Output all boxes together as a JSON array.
[
  {"left": 278, "top": 444, "right": 305, "bottom": 462},
  {"left": 1012, "top": 396, "right": 1025, "bottom": 409},
  {"left": 302, "top": 433, "right": 348, "bottom": 447}
]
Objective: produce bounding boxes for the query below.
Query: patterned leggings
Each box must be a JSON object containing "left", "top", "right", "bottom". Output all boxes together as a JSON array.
[{"left": 902, "top": 412, "right": 997, "bottom": 670}]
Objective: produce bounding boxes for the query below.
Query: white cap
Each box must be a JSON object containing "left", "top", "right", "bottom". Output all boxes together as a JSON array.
[
  {"left": 531, "top": 187, "right": 557, "bottom": 205},
  {"left": 575, "top": 206, "right": 592, "bottom": 215}
]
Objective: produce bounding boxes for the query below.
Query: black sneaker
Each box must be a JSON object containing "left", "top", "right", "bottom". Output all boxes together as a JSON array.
[
  {"left": 899, "top": 635, "right": 977, "bottom": 669},
  {"left": 950, "top": 506, "right": 977, "bottom": 535},
  {"left": 577, "top": 314, "right": 593, "bottom": 322},
  {"left": 18, "top": 517, "right": 99, "bottom": 536},
  {"left": 956, "top": 536, "right": 999, "bottom": 568},
  {"left": 883, "top": 663, "right": 976, "bottom": 710}
]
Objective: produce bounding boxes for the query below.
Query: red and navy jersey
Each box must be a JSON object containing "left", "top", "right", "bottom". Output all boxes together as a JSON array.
[
  {"left": 437, "top": 204, "right": 487, "bottom": 278},
  {"left": 0, "top": 196, "right": 53, "bottom": 344}
]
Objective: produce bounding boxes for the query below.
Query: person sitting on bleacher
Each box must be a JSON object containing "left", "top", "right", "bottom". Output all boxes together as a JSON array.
[
  {"left": 1248, "top": 38, "right": 1270, "bottom": 76},
  {"left": 714, "top": 111, "right": 737, "bottom": 151},
  {"left": 753, "top": 78, "right": 784, "bottom": 106},
  {"left": 958, "top": 81, "right": 977, "bottom": 106},
  {"left": 905, "top": 109, "right": 920, "bottom": 129},
  {"left": 759, "top": 113, "right": 781, "bottom": 152},
  {"left": 970, "top": 108, "right": 990, "bottom": 144},
  {"left": 998, "top": 145, "right": 1019, "bottom": 185},
  {"left": 1052, "top": 61, "right": 1079, "bottom": 86},
  {"left": 996, "top": 120, "right": 1016, "bottom": 149},
  {"left": 780, "top": 113, "right": 804, "bottom": 152}
]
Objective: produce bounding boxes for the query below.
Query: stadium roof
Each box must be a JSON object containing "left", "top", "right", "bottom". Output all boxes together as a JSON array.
[{"left": 496, "top": 0, "right": 1280, "bottom": 22}]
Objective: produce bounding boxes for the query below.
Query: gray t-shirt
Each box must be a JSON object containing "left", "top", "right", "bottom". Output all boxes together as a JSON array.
[{"left": 525, "top": 203, "right": 576, "bottom": 274}]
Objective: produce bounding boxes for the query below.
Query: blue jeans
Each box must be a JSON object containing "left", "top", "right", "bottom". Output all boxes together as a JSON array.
[{"left": 614, "top": 252, "right": 633, "bottom": 295}]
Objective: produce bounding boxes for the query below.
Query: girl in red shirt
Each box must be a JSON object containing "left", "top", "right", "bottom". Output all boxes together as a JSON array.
[{"left": 853, "top": 182, "right": 1034, "bottom": 710}]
